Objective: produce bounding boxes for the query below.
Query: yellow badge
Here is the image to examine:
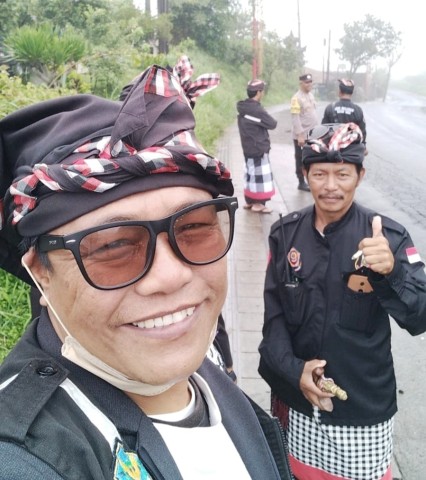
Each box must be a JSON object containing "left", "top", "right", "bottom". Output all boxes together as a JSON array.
[
  {"left": 290, "top": 97, "right": 301, "bottom": 114},
  {"left": 113, "top": 441, "right": 152, "bottom": 480}
]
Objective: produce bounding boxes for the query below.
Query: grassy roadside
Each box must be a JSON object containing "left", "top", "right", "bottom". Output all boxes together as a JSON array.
[{"left": 177, "top": 47, "right": 293, "bottom": 154}]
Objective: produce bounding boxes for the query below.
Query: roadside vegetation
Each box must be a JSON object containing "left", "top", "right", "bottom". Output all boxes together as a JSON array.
[{"left": 0, "top": 0, "right": 421, "bottom": 361}]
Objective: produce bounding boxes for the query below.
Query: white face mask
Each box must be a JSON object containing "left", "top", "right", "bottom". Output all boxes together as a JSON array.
[{"left": 22, "top": 257, "right": 176, "bottom": 396}]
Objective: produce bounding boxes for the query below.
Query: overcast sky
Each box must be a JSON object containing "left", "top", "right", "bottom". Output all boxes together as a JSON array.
[{"left": 250, "top": 0, "right": 424, "bottom": 79}]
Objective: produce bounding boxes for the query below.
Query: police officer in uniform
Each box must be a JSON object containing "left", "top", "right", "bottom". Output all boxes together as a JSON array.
[{"left": 290, "top": 73, "right": 318, "bottom": 192}]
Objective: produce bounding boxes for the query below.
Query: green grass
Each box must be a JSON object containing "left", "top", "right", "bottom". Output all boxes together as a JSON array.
[{"left": 0, "top": 271, "right": 32, "bottom": 362}]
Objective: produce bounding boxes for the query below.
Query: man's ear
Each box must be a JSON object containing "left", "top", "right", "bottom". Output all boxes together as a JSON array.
[
  {"left": 22, "top": 248, "right": 51, "bottom": 291},
  {"left": 356, "top": 167, "right": 366, "bottom": 186},
  {"left": 302, "top": 167, "right": 308, "bottom": 181}
]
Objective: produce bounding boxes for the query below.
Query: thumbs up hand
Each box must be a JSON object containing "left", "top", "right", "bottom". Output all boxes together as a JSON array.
[
  {"left": 372, "top": 215, "right": 384, "bottom": 238},
  {"left": 358, "top": 216, "right": 394, "bottom": 275}
]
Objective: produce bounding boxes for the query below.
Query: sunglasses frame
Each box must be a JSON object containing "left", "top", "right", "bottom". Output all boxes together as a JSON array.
[{"left": 38, "top": 196, "right": 238, "bottom": 290}]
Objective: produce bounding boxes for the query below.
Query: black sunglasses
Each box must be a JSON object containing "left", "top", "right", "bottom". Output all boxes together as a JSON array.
[
  {"left": 38, "top": 197, "right": 238, "bottom": 290},
  {"left": 307, "top": 123, "right": 341, "bottom": 143}
]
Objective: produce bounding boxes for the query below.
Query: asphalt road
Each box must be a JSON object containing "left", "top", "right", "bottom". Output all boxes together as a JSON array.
[{"left": 267, "top": 91, "right": 426, "bottom": 479}]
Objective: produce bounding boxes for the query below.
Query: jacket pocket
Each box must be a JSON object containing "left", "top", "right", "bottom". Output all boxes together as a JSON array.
[
  {"left": 339, "top": 286, "right": 381, "bottom": 335},
  {"left": 278, "top": 280, "right": 306, "bottom": 328}
]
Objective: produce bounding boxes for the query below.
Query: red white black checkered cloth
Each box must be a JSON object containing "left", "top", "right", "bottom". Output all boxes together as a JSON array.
[
  {"left": 9, "top": 65, "right": 228, "bottom": 226},
  {"left": 288, "top": 407, "right": 394, "bottom": 480},
  {"left": 302, "top": 122, "right": 365, "bottom": 166},
  {"left": 309, "top": 122, "right": 363, "bottom": 153},
  {"left": 173, "top": 55, "right": 220, "bottom": 106}
]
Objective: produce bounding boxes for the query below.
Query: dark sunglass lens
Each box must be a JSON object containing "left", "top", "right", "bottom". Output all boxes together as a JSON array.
[
  {"left": 173, "top": 203, "right": 231, "bottom": 264},
  {"left": 79, "top": 225, "right": 150, "bottom": 288}
]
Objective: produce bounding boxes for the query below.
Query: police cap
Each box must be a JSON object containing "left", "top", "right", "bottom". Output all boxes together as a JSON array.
[{"left": 299, "top": 74, "right": 312, "bottom": 82}]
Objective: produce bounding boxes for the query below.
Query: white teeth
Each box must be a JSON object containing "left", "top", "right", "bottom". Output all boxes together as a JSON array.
[
  {"left": 133, "top": 307, "right": 195, "bottom": 329},
  {"left": 154, "top": 318, "right": 163, "bottom": 327},
  {"left": 162, "top": 314, "right": 173, "bottom": 326}
]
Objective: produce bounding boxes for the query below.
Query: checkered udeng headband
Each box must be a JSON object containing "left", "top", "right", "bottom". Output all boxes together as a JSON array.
[
  {"left": 8, "top": 63, "right": 228, "bottom": 227},
  {"left": 173, "top": 55, "right": 221, "bottom": 106},
  {"left": 303, "top": 123, "right": 365, "bottom": 165}
]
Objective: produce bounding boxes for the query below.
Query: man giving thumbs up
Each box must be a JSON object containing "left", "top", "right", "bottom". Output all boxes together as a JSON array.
[
  {"left": 357, "top": 215, "right": 395, "bottom": 275},
  {"left": 259, "top": 123, "right": 426, "bottom": 480}
]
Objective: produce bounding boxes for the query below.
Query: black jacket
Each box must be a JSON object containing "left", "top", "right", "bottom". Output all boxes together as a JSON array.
[
  {"left": 259, "top": 203, "right": 426, "bottom": 426},
  {"left": 237, "top": 98, "right": 277, "bottom": 158},
  {"left": 322, "top": 98, "right": 367, "bottom": 144},
  {"left": 0, "top": 317, "right": 292, "bottom": 479}
]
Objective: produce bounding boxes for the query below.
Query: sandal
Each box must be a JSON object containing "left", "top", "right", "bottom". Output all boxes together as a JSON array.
[
  {"left": 243, "top": 204, "right": 253, "bottom": 210},
  {"left": 251, "top": 204, "right": 273, "bottom": 214}
]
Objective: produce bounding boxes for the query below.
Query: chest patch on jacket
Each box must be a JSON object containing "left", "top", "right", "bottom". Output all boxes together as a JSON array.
[
  {"left": 114, "top": 441, "right": 152, "bottom": 480},
  {"left": 288, "top": 247, "right": 302, "bottom": 271}
]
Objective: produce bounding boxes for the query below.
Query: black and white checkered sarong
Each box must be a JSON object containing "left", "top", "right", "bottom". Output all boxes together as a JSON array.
[
  {"left": 243, "top": 153, "right": 275, "bottom": 200},
  {"left": 288, "top": 407, "right": 393, "bottom": 479}
]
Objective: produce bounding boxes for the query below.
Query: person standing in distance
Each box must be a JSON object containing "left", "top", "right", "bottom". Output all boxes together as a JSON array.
[
  {"left": 237, "top": 79, "right": 277, "bottom": 214},
  {"left": 259, "top": 122, "right": 426, "bottom": 480},
  {"left": 290, "top": 73, "right": 318, "bottom": 192},
  {"left": 322, "top": 78, "right": 368, "bottom": 155}
]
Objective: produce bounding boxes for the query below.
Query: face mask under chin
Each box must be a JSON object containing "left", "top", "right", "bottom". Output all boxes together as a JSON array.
[{"left": 22, "top": 257, "right": 179, "bottom": 396}]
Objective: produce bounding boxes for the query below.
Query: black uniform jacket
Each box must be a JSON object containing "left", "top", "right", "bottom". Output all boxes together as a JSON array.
[
  {"left": 236, "top": 98, "right": 277, "bottom": 158},
  {"left": 322, "top": 98, "right": 367, "bottom": 144},
  {"left": 259, "top": 202, "right": 426, "bottom": 426},
  {"left": 0, "top": 314, "right": 292, "bottom": 479}
]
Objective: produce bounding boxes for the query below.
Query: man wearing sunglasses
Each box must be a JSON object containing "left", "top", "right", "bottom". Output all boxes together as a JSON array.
[
  {"left": 0, "top": 63, "right": 291, "bottom": 479},
  {"left": 259, "top": 122, "right": 426, "bottom": 480}
]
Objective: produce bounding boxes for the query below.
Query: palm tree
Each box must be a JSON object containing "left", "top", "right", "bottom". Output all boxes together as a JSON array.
[{"left": 4, "top": 23, "right": 86, "bottom": 87}]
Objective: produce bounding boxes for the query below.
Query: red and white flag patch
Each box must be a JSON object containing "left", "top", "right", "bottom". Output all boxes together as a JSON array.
[{"left": 406, "top": 246, "right": 421, "bottom": 264}]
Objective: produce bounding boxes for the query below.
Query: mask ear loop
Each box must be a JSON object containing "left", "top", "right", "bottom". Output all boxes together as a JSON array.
[
  {"left": 21, "top": 256, "right": 72, "bottom": 338},
  {"left": 21, "top": 256, "right": 178, "bottom": 396}
]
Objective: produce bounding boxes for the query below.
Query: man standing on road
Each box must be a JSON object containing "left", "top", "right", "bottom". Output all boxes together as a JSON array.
[
  {"left": 290, "top": 73, "right": 318, "bottom": 192},
  {"left": 322, "top": 78, "right": 368, "bottom": 154},
  {"left": 237, "top": 79, "right": 277, "bottom": 214},
  {"left": 259, "top": 122, "right": 426, "bottom": 480}
]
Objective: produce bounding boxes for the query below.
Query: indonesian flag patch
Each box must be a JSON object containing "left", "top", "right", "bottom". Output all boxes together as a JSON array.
[{"left": 406, "top": 246, "right": 422, "bottom": 264}]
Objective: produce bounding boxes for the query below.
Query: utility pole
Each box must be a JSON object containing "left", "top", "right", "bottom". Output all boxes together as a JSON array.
[
  {"left": 252, "top": 0, "right": 263, "bottom": 79},
  {"left": 322, "top": 38, "right": 326, "bottom": 84},
  {"left": 252, "top": 0, "right": 258, "bottom": 79},
  {"left": 326, "top": 29, "right": 331, "bottom": 85},
  {"left": 157, "top": 0, "right": 169, "bottom": 54},
  {"left": 297, "top": 0, "right": 301, "bottom": 48}
]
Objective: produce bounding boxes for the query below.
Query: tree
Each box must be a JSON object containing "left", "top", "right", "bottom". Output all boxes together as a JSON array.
[
  {"left": 336, "top": 14, "right": 402, "bottom": 100},
  {"left": 4, "top": 23, "right": 86, "bottom": 87},
  {"left": 336, "top": 15, "right": 381, "bottom": 76},
  {"left": 170, "top": 0, "right": 235, "bottom": 58},
  {"left": 25, "top": 0, "right": 109, "bottom": 31},
  {"left": 376, "top": 22, "right": 402, "bottom": 101},
  {"left": 261, "top": 31, "right": 300, "bottom": 89},
  {"left": 282, "top": 32, "right": 305, "bottom": 74}
]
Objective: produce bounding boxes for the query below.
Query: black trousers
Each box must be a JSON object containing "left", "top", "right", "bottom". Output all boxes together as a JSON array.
[{"left": 293, "top": 140, "right": 304, "bottom": 182}]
